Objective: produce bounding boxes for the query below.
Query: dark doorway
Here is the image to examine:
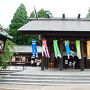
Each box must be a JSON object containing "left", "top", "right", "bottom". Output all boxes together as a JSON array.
[{"left": 63, "top": 56, "right": 80, "bottom": 69}]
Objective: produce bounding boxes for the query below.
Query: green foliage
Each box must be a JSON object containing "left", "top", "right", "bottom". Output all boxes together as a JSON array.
[
  {"left": 30, "top": 11, "right": 35, "bottom": 18},
  {"left": 0, "top": 59, "right": 8, "bottom": 70},
  {"left": 11, "top": 4, "right": 28, "bottom": 24},
  {"left": 38, "top": 9, "right": 53, "bottom": 18},
  {"left": 8, "top": 3, "right": 29, "bottom": 45},
  {"left": 86, "top": 7, "right": 90, "bottom": 18},
  {"left": 4, "top": 39, "right": 16, "bottom": 61},
  {"left": 30, "top": 8, "right": 53, "bottom": 18},
  {"left": 0, "top": 39, "right": 16, "bottom": 70},
  {"left": 9, "top": 4, "right": 53, "bottom": 45}
]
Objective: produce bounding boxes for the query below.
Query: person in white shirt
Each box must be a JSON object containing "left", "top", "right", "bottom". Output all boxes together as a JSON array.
[
  {"left": 69, "top": 61, "right": 72, "bottom": 69},
  {"left": 31, "top": 60, "right": 34, "bottom": 66},
  {"left": 65, "top": 59, "right": 68, "bottom": 69}
]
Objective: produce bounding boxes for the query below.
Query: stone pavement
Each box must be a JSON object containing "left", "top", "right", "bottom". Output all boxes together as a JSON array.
[
  {"left": 0, "top": 85, "right": 90, "bottom": 90},
  {"left": 0, "top": 66, "right": 90, "bottom": 90}
]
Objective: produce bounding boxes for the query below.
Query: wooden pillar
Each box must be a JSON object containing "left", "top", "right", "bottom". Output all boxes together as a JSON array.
[
  {"left": 46, "top": 41, "right": 51, "bottom": 69},
  {"left": 45, "top": 57, "right": 48, "bottom": 69},
  {"left": 51, "top": 53, "right": 54, "bottom": 62},
  {"left": 59, "top": 40, "right": 63, "bottom": 71},
  {"left": 80, "top": 40, "right": 84, "bottom": 71},
  {"left": 56, "top": 57, "right": 59, "bottom": 68},
  {"left": 86, "top": 40, "right": 90, "bottom": 68},
  {"left": 41, "top": 56, "right": 45, "bottom": 70}
]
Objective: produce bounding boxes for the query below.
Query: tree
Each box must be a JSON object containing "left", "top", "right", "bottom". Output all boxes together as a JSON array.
[
  {"left": 0, "top": 39, "right": 16, "bottom": 70},
  {"left": 30, "top": 8, "right": 53, "bottom": 18},
  {"left": 30, "top": 11, "right": 35, "bottom": 18},
  {"left": 86, "top": 7, "right": 90, "bottom": 18},
  {"left": 4, "top": 40, "right": 16, "bottom": 61},
  {"left": 37, "top": 9, "right": 53, "bottom": 18},
  {"left": 8, "top": 3, "right": 29, "bottom": 45}
]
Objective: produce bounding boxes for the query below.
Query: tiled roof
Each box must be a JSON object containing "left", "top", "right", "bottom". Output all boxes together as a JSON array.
[
  {"left": 0, "top": 28, "right": 13, "bottom": 39},
  {"left": 18, "top": 18, "right": 90, "bottom": 31}
]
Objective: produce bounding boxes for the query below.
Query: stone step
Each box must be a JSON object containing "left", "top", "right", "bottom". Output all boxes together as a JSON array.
[
  {"left": 1, "top": 73, "right": 90, "bottom": 85},
  {"left": 0, "top": 79, "right": 90, "bottom": 85},
  {"left": 1, "top": 70, "right": 90, "bottom": 85},
  {"left": 1, "top": 82, "right": 90, "bottom": 86},
  {"left": 0, "top": 71, "right": 21, "bottom": 74},
  {"left": 0, "top": 70, "right": 22, "bottom": 71},
  {"left": 9, "top": 73, "right": 90, "bottom": 77},
  {"left": 0, "top": 70, "right": 22, "bottom": 75},
  {"left": 2, "top": 75, "right": 90, "bottom": 80},
  {"left": 0, "top": 70, "right": 22, "bottom": 72},
  {"left": 0, "top": 73, "right": 10, "bottom": 75}
]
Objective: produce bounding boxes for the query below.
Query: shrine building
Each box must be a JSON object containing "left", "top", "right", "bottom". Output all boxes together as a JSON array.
[{"left": 18, "top": 15, "right": 90, "bottom": 71}]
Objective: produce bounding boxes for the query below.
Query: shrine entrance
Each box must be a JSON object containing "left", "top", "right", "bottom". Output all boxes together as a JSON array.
[
  {"left": 18, "top": 17, "right": 90, "bottom": 71},
  {"left": 46, "top": 38, "right": 85, "bottom": 70}
]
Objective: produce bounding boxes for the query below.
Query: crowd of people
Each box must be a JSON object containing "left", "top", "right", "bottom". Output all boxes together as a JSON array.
[{"left": 64, "top": 59, "right": 80, "bottom": 69}]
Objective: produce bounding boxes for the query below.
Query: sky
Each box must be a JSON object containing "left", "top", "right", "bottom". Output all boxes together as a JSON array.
[{"left": 0, "top": 0, "right": 90, "bottom": 28}]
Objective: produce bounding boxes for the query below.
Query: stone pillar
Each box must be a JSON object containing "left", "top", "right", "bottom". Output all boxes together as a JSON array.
[
  {"left": 80, "top": 40, "right": 84, "bottom": 71},
  {"left": 59, "top": 40, "right": 63, "bottom": 71}
]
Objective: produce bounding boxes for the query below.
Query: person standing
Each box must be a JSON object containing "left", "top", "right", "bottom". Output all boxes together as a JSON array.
[
  {"left": 31, "top": 59, "right": 34, "bottom": 66},
  {"left": 72, "top": 61, "right": 76, "bottom": 69},
  {"left": 69, "top": 61, "right": 72, "bottom": 69},
  {"left": 65, "top": 59, "right": 68, "bottom": 69}
]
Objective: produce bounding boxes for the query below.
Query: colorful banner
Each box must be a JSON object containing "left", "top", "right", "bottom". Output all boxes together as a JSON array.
[
  {"left": 42, "top": 40, "right": 50, "bottom": 58},
  {"left": 53, "top": 40, "right": 61, "bottom": 58},
  {"left": 64, "top": 40, "right": 74, "bottom": 59},
  {"left": 75, "top": 40, "right": 81, "bottom": 59},
  {"left": 31, "top": 40, "right": 38, "bottom": 58},
  {"left": 86, "top": 41, "right": 90, "bottom": 59}
]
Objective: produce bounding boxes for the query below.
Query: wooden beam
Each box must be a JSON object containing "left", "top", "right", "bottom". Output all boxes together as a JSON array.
[{"left": 19, "top": 31, "right": 90, "bottom": 37}]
